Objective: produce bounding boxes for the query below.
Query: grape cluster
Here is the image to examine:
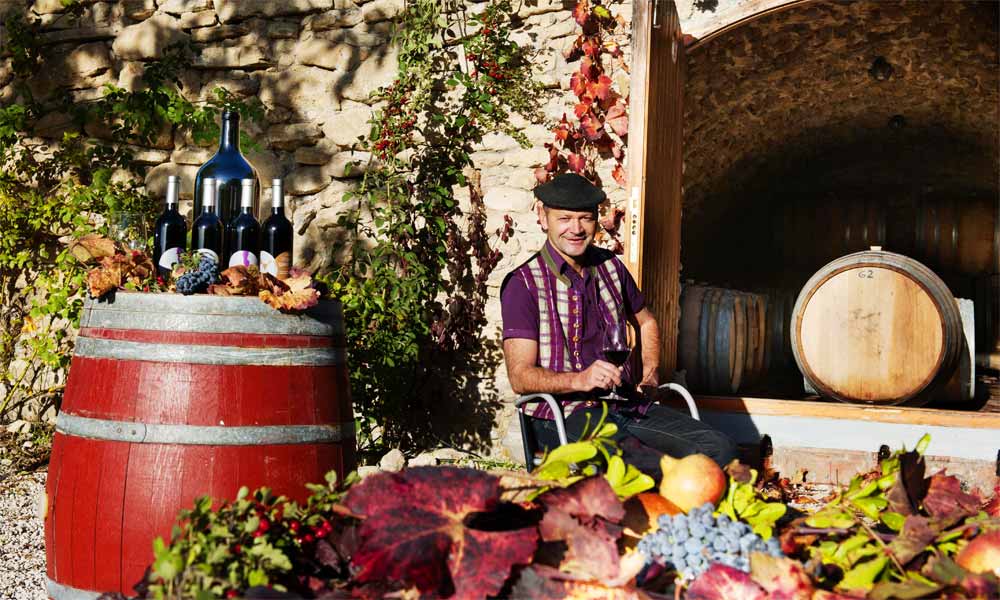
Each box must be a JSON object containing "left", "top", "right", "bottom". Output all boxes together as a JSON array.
[
  {"left": 636, "top": 502, "right": 782, "bottom": 580},
  {"left": 175, "top": 256, "right": 219, "bottom": 295}
]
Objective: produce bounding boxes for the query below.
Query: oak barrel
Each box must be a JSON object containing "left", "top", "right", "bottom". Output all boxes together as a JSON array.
[
  {"left": 791, "top": 250, "right": 963, "bottom": 406},
  {"left": 678, "top": 285, "right": 768, "bottom": 393},
  {"left": 912, "top": 195, "right": 998, "bottom": 276},
  {"left": 45, "top": 293, "right": 355, "bottom": 598},
  {"left": 776, "top": 199, "right": 887, "bottom": 270}
]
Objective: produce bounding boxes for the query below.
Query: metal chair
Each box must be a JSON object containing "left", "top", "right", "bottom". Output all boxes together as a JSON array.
[{"left": 515, "top": 383, "right": 700, "bottom": 471}]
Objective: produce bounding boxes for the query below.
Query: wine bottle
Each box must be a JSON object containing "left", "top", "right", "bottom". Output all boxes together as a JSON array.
[
  {"left": 153, "top": 175, "right": 187, "bottom": 278},
  {"left": 193, "top": 110, "right": 258, "bottom": 225},
  {"left": 260, "top": 178, "right": 293, "bottom": 279},
  {"left": 227, "top": 179, "right": 260, "bottom": 268},
  {"left": 192, "top": 177, "right": 223, "bottom": 264}
]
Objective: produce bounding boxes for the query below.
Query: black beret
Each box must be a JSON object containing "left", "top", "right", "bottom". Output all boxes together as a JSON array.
[{"left": 533, "top": 173, "right": 606, "bottom": 210}]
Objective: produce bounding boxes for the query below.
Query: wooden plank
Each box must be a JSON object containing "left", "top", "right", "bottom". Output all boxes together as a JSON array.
[
  {"left": 624, "top": 0, "right": 652, "bottom": 282},
  {"left": 637, "top": 0, "right": 685, "bottom": 377}
]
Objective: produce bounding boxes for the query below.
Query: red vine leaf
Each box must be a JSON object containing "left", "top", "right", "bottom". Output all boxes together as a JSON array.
[
  {"left": 259, "top": 273, "right": 320, "bottom": 312},
  {"left": 686, "top": 564, "right": 767, "bottom": 600},
  {"left": 886, "top": 515, "right": 936, "bottom": 566},
  {"left": 535, "top": 167, "right": 551, "bottom": 184},
  {"left": 605, "top": 101, "right": 629, "bottom": 137},
  {"left": 567, "top": 153, "right": 587, "bottom": 174},
  {"left": 579, "top": 114, "right": 605, "bottom": 141},
  {"left": 885, "top": 449, "right": 926, "bottom": 516},
  {"left": 572, "top": 0, "right": 590, "bottom": 26},
  {"left": 588, "top": 75, "right": 613, "bottom": 102},
  {"left": 581, "top": 39, "right": 600, "bottom": 58},
  {"left": 922, "top": 553, "right": 1000, "bottom": 598},
  {"left": 983, "top": 485, "right": 1000, "bottom": 517},
  {"left": 749, "top": 553, "right": 814, "bottom": 600},
  {"left": 511, "top": 566, "right": 647, "bottom": 599},
  {"left": 611, "top": 164, "right": 626, "bottom": 186},
  {"left": 343, "top": 467, "right": 538, "bottom": 599},
  {"left": 570, "top": 72, "right": 587, "bottom": 98},
  {"left": 86, "top": 251, "right": 154, "bottom": 298},
  {"left": 922, "top": 472, "right": 981, "bottom": 527},
  {"left": 573, "top": 102, "right": 591, "bottom": 119}
]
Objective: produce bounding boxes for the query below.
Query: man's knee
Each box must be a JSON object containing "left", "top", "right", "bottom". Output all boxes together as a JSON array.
[{"left": 702, "top": 429, "right": 738, "bottom": 467}]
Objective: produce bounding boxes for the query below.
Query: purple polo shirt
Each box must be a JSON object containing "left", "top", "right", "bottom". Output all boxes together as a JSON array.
[{"left": 501, "top": 241, "right": 646, "bottom": 382}]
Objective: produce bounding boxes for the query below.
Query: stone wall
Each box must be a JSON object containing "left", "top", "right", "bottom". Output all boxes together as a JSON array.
[{"left": 4, "top": 0, "right": 636, "bottom": 458}]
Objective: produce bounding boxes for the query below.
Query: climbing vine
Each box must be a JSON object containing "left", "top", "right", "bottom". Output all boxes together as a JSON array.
[{"left": 327, "top": 0, "right": 543, "bottom": 455}]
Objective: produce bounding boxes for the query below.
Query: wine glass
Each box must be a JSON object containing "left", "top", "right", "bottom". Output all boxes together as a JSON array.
[
  {"left": 108, "top": 211, "right": 148, "bottom": 252},
  {"left": 602, "top": 320, "right": 631, "bottom": 400}
]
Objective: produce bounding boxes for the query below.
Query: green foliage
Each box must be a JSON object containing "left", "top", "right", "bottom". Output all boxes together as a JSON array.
[
  {"left": 716, "top": 468, "right": 787, "bottom": 539},
  {"left": 147, "top": 471, "right": 359, "bottom": 599},
  {"left": 530, "top": 403, "right": 654, "bottom": 499},
  {"left": 0, "top": 13, "right": 258, "bottom": 423},
  {"left": 328, "top": 0, "right": 543, "bottom": 454}
]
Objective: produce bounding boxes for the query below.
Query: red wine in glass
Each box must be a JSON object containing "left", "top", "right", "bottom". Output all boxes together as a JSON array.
[
  {"left": 604, "top": 348, "right": 631, "bottom": 366},
  {"left": 602, "top": 322, "right": 630, "bottom": 397}
]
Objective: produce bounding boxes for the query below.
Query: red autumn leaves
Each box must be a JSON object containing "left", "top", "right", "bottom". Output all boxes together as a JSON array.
[{"left": 539, "top": 0, "right": 629, "bottom": 188}]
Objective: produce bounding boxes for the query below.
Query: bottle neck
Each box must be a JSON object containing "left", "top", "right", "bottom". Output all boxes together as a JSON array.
[
  {"left": 202, "top": 204, "right": 215, "bottom": 214},
  {"left": 271, "top": 205, "right": 283, "bottom": 215},
  {"left": 219, "top": 111, "right": 240, "bottom": 152}
]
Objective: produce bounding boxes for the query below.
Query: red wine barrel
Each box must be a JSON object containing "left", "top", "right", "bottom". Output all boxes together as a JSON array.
[
  {"left": 791, "top": 250, "right": 963, "bottom": 406},
  {"left": 678, "top": 285, "right": 767, "bottom": 393},
  {"left": 912, "top": 195, "right": 998, "bottom": 276},
  {"left": 45, "top": 293, "right": 355, "bottom": 599}
]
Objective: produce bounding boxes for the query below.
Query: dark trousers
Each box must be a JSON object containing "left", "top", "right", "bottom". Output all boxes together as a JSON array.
[{"left": 530, "top": 403, "right": 738, "bottom": 481}]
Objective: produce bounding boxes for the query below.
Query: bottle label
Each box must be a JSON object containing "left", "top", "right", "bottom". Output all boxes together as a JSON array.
[
  {"left": 196, "top": 248, "right": 220, "bottom": 264},
  {"left": 260, "top": 251, "right": 291, "bottom": 279},
  {"left": 229, "top": 251, "right": 259, "bottom": 268},
  {"left": 158, "top": 247, "right": 182, "bottom": 270}
]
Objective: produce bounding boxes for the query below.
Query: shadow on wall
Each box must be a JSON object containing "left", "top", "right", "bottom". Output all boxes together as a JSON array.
[{"left": 8, "top": 1, "right": 504, "bottom": 454}]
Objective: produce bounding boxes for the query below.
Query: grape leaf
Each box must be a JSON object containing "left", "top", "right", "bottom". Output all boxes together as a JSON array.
[
  {"left": 86, "top": 251, "right": 155, "bottom": 298},
  {"left": 686, "top": 564, "right": 767, "bottom": 600},
  {"left": 567, "top": 153, "right": 587, "bottom": 175},
  {"left": 211, "top": 265, "right": 263, "bottom": 296},
  {"left": 536, "top": 476, "right": 625, "bottom": 582},
  {"left": 587, "top": 75, "right": 613, "bottom": 103},
  {"left": 605, "top": 101, "right": 629, "bottom": 137},
  {"left": 868, "top": 575, "right": 943, "bottom": 600},
  {"left": 69, "top": 233, "right": 117, "bottom": 264},
  {"left": 572, "top": 0, "right": 590, "bottom": 26},
  {"left": 886, "top": 515, "right": 936, "bottom": 565},
  {"left": 510, "top": 566, "right": 647, "bottom": 600},
  {"left": 259, "top": 273, "right": 320, "bottom": 312},
  {"left": 569, "top": 72, "right": 587, "bottom": 98},
  {"left": 748, "top": 553, "right": 813, "bottom": 600},
  {"left": 885, "top": 448, "right": 927, "bottom": 517},
  {"left": 342, "top": 467, "right": 538, "bottom": 600},
  {"left": 921, "top": 472, "right": 981, "bottom": 528},
  {"left": 579, "top": 114, "right": 605, "bottom": 142},
  {"left": 922, "top": 553, "right": 1000, "bottom": 598},
  {"left": 983, "top": 485, "right": 1000, "bottom": 517}
]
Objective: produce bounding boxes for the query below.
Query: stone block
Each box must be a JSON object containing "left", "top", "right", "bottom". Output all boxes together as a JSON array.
[
  {"left": 40, "top": 26, "right": 117, "bottom": 45},
  {"left": 484, "top": 186, "right": 534, "bottom": 213},
  {"left": 286, "top": 166, "right": 330, "bottom": 195},
  {"left": 31, "top": 0, "right": 65, "bottom": 15},
  {"left": 33, "top": 112, "right": 74, "bottom": 139},
  {"left": 190, "top": 23, "right": 247, "bottom": 42},
  {"left": 323, "top": 151, "right": 370, "bottom": 178},
  {"left": 180, "top": 10, "right": 218, "bottom": 29},
  {"left": 145, "top": 162, "right": 200, "bottom": 200},
  {"left": 324, "top": 21, "right": 391, "bottom": 48},
  {"left": 112, "top": 13, "right": 188, "bottom": 61},
  {"left": 159, "top": 0, "right": 214, "bottom": 15},
  {"left": 361, "top": 0, "right": 404, "bottom": 23},
  {"left": 336, "top": 46, "right": 398, "bottom": 103},
  {"left": 305, "top": 8, "right": 363, "bottom": 30},
  {"left": 129, "top": 147, "right": 172, "bottom": 164},
  {"left": 267, "top": 122, "right": 323, "bottom": 151},
  {"left": 244, "top": 148, "right": 281, "bottom": 184},
  {"left": 505, "top": 167, "right": 539, "bottom": 190},
  {"left": 194, "top": 40, "right": 269, "bottom": 69},
  {"left": 266, "top": 21, "right": 301, "bottom": 39},
  {"left": 198, "top": 71, "right": 260, "bottom": 100},
  {"left": 122, "top": 0, "right": 157, "bottom": 20},
  {"left": 213, "top": 0, "right": 334, "bottom": 23},
  {"left": 171, "top": 146, "right": 214, "bottom": 165},
  {"left": 294, "top": 145, "right": 333, "bottom": 165},
  {"left": 259, "top": 65, "right": 343, "bottom": 119},
  {"left": 117, "top": 61, "right": 145, "bottom": 91},
  {"left": 67, "top": 42, "right": 112, "bottom": 79},
  {"left": 296, "top": 38, "right": 366, "bottom": 72},
  {"left": 502, "top": 145, "right": 549, "bottom": 168},
  {"left": 319, "top": 106, "right": 373, "bottom": 148}
]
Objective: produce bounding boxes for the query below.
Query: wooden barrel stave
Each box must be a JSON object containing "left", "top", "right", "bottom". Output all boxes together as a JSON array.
[{"left": 46, "top": 293, "right": 355, "bottom": 598}]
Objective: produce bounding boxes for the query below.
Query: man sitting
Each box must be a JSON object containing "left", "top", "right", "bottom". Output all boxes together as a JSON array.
[{"left": 501, "top": 173, "right": 737, "bottom": 478}]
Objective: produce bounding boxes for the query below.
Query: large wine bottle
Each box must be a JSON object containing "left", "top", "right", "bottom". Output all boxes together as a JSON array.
[
  {"left": 193, "top": 110, "right": 258, "bottom": 225},
  {"left": 261, "top": 178, "right": 293, "bottom": 279},
  {"left": 192, "top": 177, "right": 224, "bottom": 263},
  {"left": 227, "top": 179, "right": 260, "bottom": 268},
  {"left": 153, "top": 175, "right": 187, "bottom": 278}
]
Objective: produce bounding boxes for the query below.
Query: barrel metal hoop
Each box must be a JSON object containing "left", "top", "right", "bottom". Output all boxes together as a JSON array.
[
  {"left": 47, "top": 578, "right": 102, "bottom": 600},
  {"left": 75, "top": 337, "right": 344, "bottom": 366},
  {"left": 57, "top": 413, "right": 355, "bottom": 445}
]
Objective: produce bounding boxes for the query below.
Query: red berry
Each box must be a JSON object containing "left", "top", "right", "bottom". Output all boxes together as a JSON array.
[
  {"left": 258, "top": 519, "right": 270, "bottom": 533},
  {"left": 303, "top": 533, "right": 315, "bottom": 543},
  {"left": 226, "top": 590, "right": 239, "bottom": 598},
  {"left": 232, "top": 544, "right": 242, "bottom": 554},
  {"left": 289, "top": 520, "right": 301, "bottom": 533},
  {"left": 253, "top": 531, "right": 264, "bottom": 538}
]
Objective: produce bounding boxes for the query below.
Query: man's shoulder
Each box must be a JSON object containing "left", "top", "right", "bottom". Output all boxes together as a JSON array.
[
  {"left": 588, "top": 246, "right": 625, "bottom": 270},
  {"left": 500, "top": 251, "right": 543, "bottom": 296}
]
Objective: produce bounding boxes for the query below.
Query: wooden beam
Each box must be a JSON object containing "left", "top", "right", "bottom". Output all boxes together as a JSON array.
[{"left": 623, "top": 0, "right": 652, "bottom": 285}]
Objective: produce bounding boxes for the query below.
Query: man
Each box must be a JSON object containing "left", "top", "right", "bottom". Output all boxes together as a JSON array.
[{"left": 501, "top": 173, "right": 737, "bottom": 478}]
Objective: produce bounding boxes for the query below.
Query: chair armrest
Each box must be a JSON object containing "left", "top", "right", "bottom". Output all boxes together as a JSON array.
[
  {"left": 515, "top": 393, "right": 568, "bottom": 446},
  {"left": 658, "top": 383, "right": 700, "bottom": 420}
]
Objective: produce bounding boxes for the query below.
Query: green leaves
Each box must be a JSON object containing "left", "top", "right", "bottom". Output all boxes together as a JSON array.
[{"left": 716, "top": 467, "right": 786, "bottom": 539}]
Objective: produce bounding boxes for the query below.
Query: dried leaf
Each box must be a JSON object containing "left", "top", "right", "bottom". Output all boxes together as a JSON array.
[
  {"left": 215, "top": 265, "right": 262, "bottom": 296},
  {"left": 868, "top": 575, "right": 943, "bottom": 600},
  {"left": 922, "top": 553, "right": 1000, "bottom": 598},
  {"left": 887, "top": 515, "right": 936, "bottom": 565},
  {"left": 686, "top": 564, "right": 767, "bottom": 600},
  {"left": 85, "top": 251, "right": 155, "bottom": 298},
  {"left": 511, "top": 566, "right": 646, "bottom": 600},
  {"left": 343, "top": 467, "right": 538, "bottom": 599},
  {"left": 922, "top": 472, "right": 981, "bottom": 528},
  {"left": 885, "top": 450, "right": 926, "bottom": 516},
  {"left": 69, "top": 234, "right": 117, "bottom": 264},
  {"left": 748, "top": 553, "right": 814, "bottom": 600},
  {"left": 86, "top": 260, "right": 122, "bottom": 298},
  {"left": 259, "top": 274, "right": 319, "bottom": 312},
  {"left": 984, "top": 485, "right": 1000, "bottom": 517}
]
